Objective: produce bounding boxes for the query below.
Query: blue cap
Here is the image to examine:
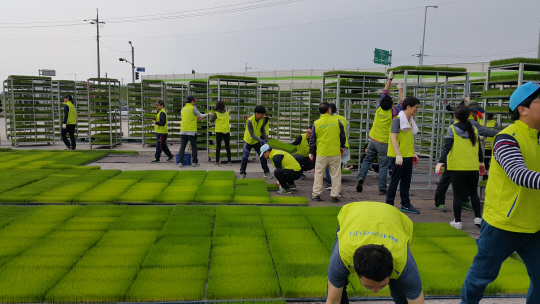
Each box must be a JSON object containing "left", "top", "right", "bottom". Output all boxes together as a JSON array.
[
  {"left": 510, "top": 81, "right": 540, "bottom": 111},
  {"left": 259, "top": 144, "right": 270, "bottom": 158}
]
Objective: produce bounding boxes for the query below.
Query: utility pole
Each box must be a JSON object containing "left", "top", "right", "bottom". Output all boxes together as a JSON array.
[
  {"left": 537, "top": 24, "right": 540, "bottom": 59},
  {"left": 129, "top": 41, "right": 135, "bottom": 83},
  {"left": 85, "top": 9, "right": 105, "bottom": 78}
]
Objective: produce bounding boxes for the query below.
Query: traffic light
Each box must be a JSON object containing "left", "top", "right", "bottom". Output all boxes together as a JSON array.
[{"left": 135, "top": 72, "right": 140, "bottom": 80}]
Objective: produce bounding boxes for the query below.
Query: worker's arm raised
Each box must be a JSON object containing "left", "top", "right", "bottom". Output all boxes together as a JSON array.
[{"left": 326, "top": 280, "right": 343, "bottom": 304}]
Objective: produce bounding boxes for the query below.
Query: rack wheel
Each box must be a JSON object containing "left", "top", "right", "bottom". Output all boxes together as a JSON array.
[{"left": 208, "top": 157, "right": 211, "bottom": 162}]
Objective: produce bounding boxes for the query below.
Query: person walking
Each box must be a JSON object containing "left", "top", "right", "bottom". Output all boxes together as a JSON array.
[
  {"left": 239, "top": 105, "right": 272, "bottom": 179},
  {"left": 177, "top": 95, "right": 208, "bottom": 167},
  {"left": 260, "top": 144, "right": 302, "bottom": 195},
  {"left": 461, "top": 81, "right": 540, "bottom": 303},
  {"left": 212, "top": 100, "right": 231, "bottom": 166},
  {"left": 61, "top": 95, "right": 77, "bottom": 150},
  {"left": 324, "top": 103, "right": 350, "bottom": 190},
  {"left": 151, "top": 100, "right": 174, "bottom": 163},
  {"left": 435, "top": 104, "right": 484, "bottom": 229},
  {"left": 356, "top": 71, "right": 404, "bottom": 195},
  {"left": 326, "top": 202, "right": 425, "bottom": 304},
  {"left": 386, "top": 97, "right": 420, "bottom": 214},
  {"left": 309, "top": 102, "right": 346, "bottom": 203}
]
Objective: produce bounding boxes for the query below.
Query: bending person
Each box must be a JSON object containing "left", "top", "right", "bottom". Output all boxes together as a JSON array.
[{"left": 260, "top": 144, "right": 302, "bottom": 195}]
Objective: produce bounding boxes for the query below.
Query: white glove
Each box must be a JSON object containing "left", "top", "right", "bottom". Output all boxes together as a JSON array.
[
  {"left": 62, "top": 124, "right": 66, "bottom": 129},
  {"left": 388, "top": 70, "right": 394, "bottom": 80},
  {"left": 396, "top": 83, "right": 403, "bottom": 90},
  {"left": 463, "top": 95, "right": 470, "bottom": 103},
  {"left": 309, "top": 154, "right": 313, "bottom": 161},
  {"left": 436, "top": 163, "right": 444, "bottom": 175},
  {"left": 395, "top": 155, "right": 403, "bottom": 166}
]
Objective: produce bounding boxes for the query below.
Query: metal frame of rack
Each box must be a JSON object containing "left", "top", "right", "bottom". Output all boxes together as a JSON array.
[
  {"left": 53, "top": 80, "right": 77, "bottom": 141},
  {"left": 87, "top": 78, "right": 122, "bottom": 149}
]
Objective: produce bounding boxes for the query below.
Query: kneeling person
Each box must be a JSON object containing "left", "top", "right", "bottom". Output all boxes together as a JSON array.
[
  {"left": 260, "top": 144, "right": 302, "bottom": 195},
  {"left": 327, "top": 202, "right": 424, "bottom": 304}
]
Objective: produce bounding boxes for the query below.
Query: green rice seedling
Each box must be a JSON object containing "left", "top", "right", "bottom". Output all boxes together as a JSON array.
[
  {"left": 342, "top": 169, "right": 351, "bottom": 174},
  {"left": 155, "top": 186, "right": 199, "bottom": 203},
  {"left": 21, "top": 245, "right": 91, "bottom": 258},
  {"left": 216, "top": 205, "right": 260, "bottom": 216},
  {"left": 262, "top": 216, "right": 312, "bottom": 229},
  {"left": 213, "top": 227, "right": 266, "bottom": 238},
  {"left": 161, "top": 217, "right": 214, "bottom": 232},
  {"left": 140, "top": 170, "right": 178, "bottom": 183},
  {"left": 209, "top": 74, "right": 258, "bottom": 81},
  {"left": 0, "top": 169, "right": 58, "bottom": 195},
  {"left": 278, "top": 275, "right": 327, "bottom": 298},
  {"left": 75, "top": 179, "right": 139, "bottom": 204},
  {"left": 490, "top": 57, "right": 540, "bottom": 66},
  {"left": 195, "top": 185, "right": 234, "bottom": 203},
  {"left": 171, "top": 170, "right": 207, "bottom": 181},
  {"left": 5, "top": 255, "right": 80, "bottom": 268},
  {"left": 481, "top": 88, "right": 515, "bottom": 98},
  {"left": 170, "top": 205, "right": 216, "bottom": 216},
  {"left": 266, "top": 138, "right": 297, "bottom": 153},
  {"left": 95, "top": 230, "right": 158, "bottom": 248},
  {"left": 202, "top": 179, "right": 235, "bottom": 187},
  {"left": 205, "top": 170, "right": 236, "bottom": 180},
  {"left": 122, "top": 205, "right": 172, "bottom": 216},
  {"left": 234, "top": 196, "right": 272, "bottom": 204},
  {"left": 110, "top": 218, "right": 166, "bottom": 231},
  {"left": 56, "top": 216, "right": 118, "bottom": 231},
  {"left": 388, "top": 66, "right": 467, "bottom": 72},
  {"left": 0, "top": 222, "right": 61, "bottom": 239},
  {"left": 126, "top": 267, "right": 207, "bottom": 301},
  {"left": 76, "top": 247, "right": 148, "bottom": 267},
  {"left": 270, "top": 196, "right": 309, "bottom": 204},
  {"left": 116, "top": 182, "right": 169, "bottom": 203},
  {"left": 142, "top": 243, "right": 211, "bottom": 267},
  {"left": 234, "top": 184, "right": 268, "bottom": 196},
  {"left": 413, "top": 222, "right": 470, "bottom": 237},
  {"left": 75, "top": 205, "right": 127, "bottom": 217},
  {"left": 0, "top": 237, "right": 40, "bottom": 257},
  {"left": 109, "top": 170, "right": 147, "bottom": 180},
  {"left": 0, "top": 266, "right": 69, "bottom": 303}
]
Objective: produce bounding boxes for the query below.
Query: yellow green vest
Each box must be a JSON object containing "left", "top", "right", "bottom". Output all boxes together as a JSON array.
[
  {"left": 154, "top": 108, "right": 168, "bottom": 134},
  {"left": 270, "top": 149, "right": 301, "bottom": 171},
  {"left": 483, "top": 120, "right": 540, "bottom": 233},
  {"left": 215, "top": 111, "right": 230, "bottom": 133},
  {"left": 335, "top": 114, "right": 349, "bottom": 148},
  {"left": 181, "top": 103, "right": 197, "bottom": 132},
  {"left": 447, "top": 125, "right": 479, "bottom": 171},
  {"left": 295, "top": 133, "right": 309, "bottom": 157},
  {"left": 369, "top": 107, "right": 393, "bottom": 143},
  {"left": 337, "top": 202, "right": 413, "bottom": 279},
  {"left": 314, "top": 113, "right": 341, "bottom": 157},
  {"left": 64, "top": 101, "right": 77, "bottom": 125},
  {"left": 480, "top": 119, "right": 496, "bottom": 150},
  {"left": 243, "top": 115, "right": 264, "bottom": 145},
  {"left": 387, "top": 117, "right": 415, "bottom": 158}
]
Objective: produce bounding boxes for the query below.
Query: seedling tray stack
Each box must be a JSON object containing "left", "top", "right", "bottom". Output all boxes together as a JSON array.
[
  {"left": 322, "top": 71, "right": 387, "bottom": 172},
  {"left": 141, "top": 80, "right": 165, "bottom": 146},
  {"left": 53, "top": 80, "right": 77, "bottom": 140},
  {"left": 164, "top": 83, "right": 187, "bottom": 142},
  {"left": 75, "top": 81, "right": 90, "bottom": 140},
  {"left": 126, "top": 82, "right": 143, "bottom": 141},
  {"left": 276, "top": 90, "right": 292, "bottom": 140},
  {"left": 290, "top": 88, "right": 321, "bottom": 140},
  {"left": 3, "top": 75, "right": 56, "bottom": 147},
  {"left": 207, "top": 75, "right": 259, "bottom": 162},
  {"left": 188, "top": 80, "right": 209, "bottom": 151},
  {"left": 258, "top": 83, "right": 280, "bottom": 138},
  {"left": 87, "top": 78, "right": 122, "bottom": 149}
]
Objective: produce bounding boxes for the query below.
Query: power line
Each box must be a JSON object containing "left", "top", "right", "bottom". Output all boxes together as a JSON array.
[{"left": 99, "top": 42, "right": 131, "bottom": 54}]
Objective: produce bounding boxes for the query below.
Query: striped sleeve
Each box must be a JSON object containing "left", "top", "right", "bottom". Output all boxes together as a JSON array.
[
  {"left": 493, "top": 134, "right": 540, "bottom": 190},
  {"left": 375, "top": 90, "right": 390, "bottom": 110}
]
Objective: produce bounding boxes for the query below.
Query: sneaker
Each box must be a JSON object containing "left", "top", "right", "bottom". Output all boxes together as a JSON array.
[
  {"left": 192, "top": 163, "right": 200, "bottom": 167},
  {"left": 289, "top": 184, "right": 297, "bottom": 191},
  {"left": 331, "top": 197, "right": 340, "bottom": 203},
  {"left": 214, "top": 162, "right": 220, "bottom": 166},
  {"left": 299, "top": 174, "right": 306, "bottom": 180},
  {"left": 435, "top": 205, "right": 447, "bottom": 212},
  {"left": 151, "top": 159, "right": 159, "bottom": 163},
  {"left": 71, "top": 147, "right": 77, "bottom": 150},
  {"left": 277, "top": 188, "right": 292, "bottom": 195},
  {"left": 64, "top": 147, "right": 71, "bottom": 150},
  {"left": 311, "top": 195, "right": 322, "bottom": 201},
  {"left": 228, "top": 162, "right": 232, "bottom": 166},
  {"left": 166, "top": 156, "right": 174, "bottom": 162},
  {"left": 240, "top": 173, "right": 246, "bottom": 179},
  {"left": 356, "top": 178, "right": 364, "bottom": 192},
  {"left": 263, "top": 172, "right": 274, "bottom": 179},
  {"left": 462, "top": 201, "right": 473, "bottom": 211},
  {"left": 400, "top": 204, "right": 420, "bottom": 214},
  {"left": 325, "top": 184, "right": 332, "bottom": 190},
  {"left": 450, "top": 220, "right": 463, "bottom": 230},
  {"left": 379, "top": 189, "right": 387, "bottom": 195},
  {"left": 474, "top": 217, "right": 482, "bottom": 227},
  {"left": 177, "top": 163, "right": 185, "bottom": 168}
]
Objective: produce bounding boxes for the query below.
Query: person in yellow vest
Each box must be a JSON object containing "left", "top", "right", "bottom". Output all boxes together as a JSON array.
[
  {"left": 212, "top": 100, "right": 231, "bottom": 166},
  {"left": 239, "top": 105, "right": 272, "bottom": 179},
  {"left": 309, "top": 102, "right": 346, "bottom": 203},
  {"left": 357, "top": 71, "right": 404, "bottom": 195},
  {"left": 326, "top": 202, "right": 424, "bottom": 304},
  {"left": 178, "top": 95, "right": 209, "bottom": 167},
  {"left": 461, "top": 82, "right": 540, "bottom": 303},
  {"left": 479, "top": 113, "right": 498, "bottom": 178},
  {"left": 435, "top": 104, "right": 484, "bottom": 229},
  {"left": 61, "top": 95, "right": 77, "bottom": 150},
  {"left": 151, "top": 100, "right": 174, "bottom": 163},
  {"left": 260, "top": 144, "right": 302, "bottom": 194},
  {"left": 291, "top": 128, "right": 315, "bottom": 175},
  {"left": 386, "top": 97, "right": 420, "bottom": 214},
  {"left": 323, "top": 103, "right": 350, "bottom": 190}
]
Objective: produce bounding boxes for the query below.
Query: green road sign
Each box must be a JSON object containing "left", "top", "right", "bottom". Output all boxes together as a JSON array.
[{"left": 374, "top": 48, "right": 390, "bottom": 65}]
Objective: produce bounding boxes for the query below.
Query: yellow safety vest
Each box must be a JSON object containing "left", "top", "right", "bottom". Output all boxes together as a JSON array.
[
  {"left": 387, "top": 117, "right": 415, "bottom": 158},
  {"left": 64, "top": 101, "right": 77, "bottom": 125},
  {"left": 270, "top": 149, "right": 301, "bottom": 171},
  {"left": 483, "top": 120, "right": 540, "bottom": 233},
  {"left": 335, "top": 114, "right": 349, "bottom": 148},
  {"left": 243, "top": 115, "right": 265, "bottom": 145},
  {"left": 369, "top": 107, "right": 393, "bottom": 143},
  {"left": 181, "top": 103, "right": 197, "bottom": 132},
  {"left": 314, "top": 113, "right": 342, "bottom": 157},
  {"left": 295, "top": 133, "right": 310, "bottom": 157},
  {"left": 480, "top": 119, "right": 496, "bottom": 150},
  {"left": 337, "top": 202, "right": 413, "bottom": 280},
  {"left": 154, "top": 108, "right": 168, "bottom": 134},
  {"left": 215, "top": 111, "right": 230, "bottom": 133},
  {"left": 447, "top": 125, "right": 479, "bottom": 171}
]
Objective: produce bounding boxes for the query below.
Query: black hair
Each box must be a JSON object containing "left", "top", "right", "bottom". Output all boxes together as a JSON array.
[
  {"left": 510, "top": 89, "right": 540, "bottom": 121},
  {"left": 402, "top": 97, "right": 420, "bottom": 110},
  {"left": 215, "top": 100, "right": 225, "bottom": 113},
  {"left": 329, "top": 103, "right": 337, "bottom": 115},
  {"left": 353, "top": 244, "right": 393, "bottom": 282},
  {"left": 319, "top": 102, "right": 330, "bottom": 114},
  {"left": 254, "top": 105, "right": 266, "bottom": 114},
  {"left": 156, "top": 100, "right": 164, "bottom": 106},
  {"left": 486, "top": 113, "right": 494, "bottom": 120},
  {"left": 64, "top": 95, "right": 73, "bottom": 102},
  {"left": 380, "top": 95, "right": 393, "bottom": 111},
  {"left": 454, "top": 104, "right": 477, "bottom": 146}
]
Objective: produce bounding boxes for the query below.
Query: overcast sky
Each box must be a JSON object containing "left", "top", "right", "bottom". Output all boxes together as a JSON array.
[{"left": 1, "top": 0, "right": 539, "bottom": 84}]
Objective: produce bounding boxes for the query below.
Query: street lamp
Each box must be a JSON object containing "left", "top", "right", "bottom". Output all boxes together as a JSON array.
[
  {"left": 69, "top": 73, "right": 77, "bottom": 81},
  {"left": 419, "top": 5, "right": 438, "bottom": 66},
  {"left": 128, "top": 41, "right": 134, "bottom": 83}
]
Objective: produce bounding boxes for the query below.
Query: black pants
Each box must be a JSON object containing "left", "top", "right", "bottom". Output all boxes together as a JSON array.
[
  {"left": 434, "top": 168, "right": 451, "bottom": 207},
  {"left": 61, "top": 124, "right": 76, "bottom": 149},
  {"left": 215, "top": 132, "right": 231, "bottom": 162},
  {"left": 449, "top": 170, "right": 482, "bottom": 222},
  {"left": 484, "top": 149, "right": 492, "bottom": 180},
  {"left": 155, "top": 133, "right": 173, "bottom": 160},
  {"left": 274, "top": 169, "right": 303, "bottom": 190},
  {"left": 292, "top": 154, "right": 315, "bottom": 172},
  {"left": 386, "top": 157, "right": 413, "bottom": 207},
  {"left": 178, "top": 135, "right": 198, "bottom": 164},
  {"left": 240, "top": 142, "right": 269, "bottom": 174}
]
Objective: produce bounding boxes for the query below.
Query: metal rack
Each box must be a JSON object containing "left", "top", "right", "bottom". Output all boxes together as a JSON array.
[
  {"left": 87, "top": 78, "right": 122, "bottom": 149},
  {"left": 126, "top": 82, "right": 143, "bottom": 141},
  {"left": 188, "top": 80, "right": 209, "bottom": 151},
  {"left": 164, "top": 83, "right": 187, "bottom": 143},
  {"left": 75, "top": 81, "right": 90, "bottom": 140},
  {"left": 258, "top": 83, "right": 280, "bottom": 138},
  {"left": 3, "top": 75, "right": 56, "bottom": 147},
  {"left": 53, "top": 80, "right": 77, "bottom": 141},
  {"left": 140, "top": 80, "right": 165, "bottom": 146}
]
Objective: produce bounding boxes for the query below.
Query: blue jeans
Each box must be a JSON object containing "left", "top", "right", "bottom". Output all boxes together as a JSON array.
[
  {"left": 386, "top": 157, "right": 413, "bottom": 207},
  {"left": 357, "top": 140, "right": 391, "bottom": 191},
  {"left": 461, "top": 220, "right": 540, "bottom": 303},
  {"left": 239, "top": 142, "right": 269, "bottom": 174}
]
